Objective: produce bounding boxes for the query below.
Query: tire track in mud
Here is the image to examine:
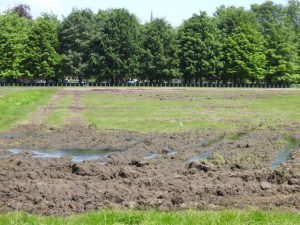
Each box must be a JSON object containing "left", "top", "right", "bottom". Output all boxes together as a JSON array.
[
  {"left": 64, "top": 89, "right": 87, "bottom": 125},
  {"left": 0, "top": 88, "right": 300, "bottom": 216},
  {"left": 22, "top": 90, "right": 64, "bottom": 126},
  {"left": 22, "top": 89, "right": 87, "bottom": 127}
]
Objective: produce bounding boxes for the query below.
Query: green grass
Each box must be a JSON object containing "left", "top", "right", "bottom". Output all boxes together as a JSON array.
[
  {"left": 249, "top": 95, "right": 300, "bottom": 125},
  {"left": 0, "top": 89, "right": 55, "bottom": 130},
  {"left": 1, "top": 88, "right": 300, "bottom": 133},
  {"left": 0, "top": 210, "right": 299, "bottom": 225},
  {"left": 283, "top": 136, "right": 300, "bottom": 152},
  {"left": 82, "top": 92, "right": 240, "bottom": 132},
  {"left": 83, "top": 89, "right": 300, "bottom": 133},
  {"left": 46, "top": 95, "right": 73, "bottom": 126}
]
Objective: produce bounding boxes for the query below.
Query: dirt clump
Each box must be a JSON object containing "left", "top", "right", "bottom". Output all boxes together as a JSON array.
[{"left": 0, "top": 123, "right": 299, "bottom": 215}]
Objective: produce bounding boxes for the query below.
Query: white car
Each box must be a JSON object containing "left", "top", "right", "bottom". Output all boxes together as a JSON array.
[{"left": 127, "top": 80, "right": 137, "bottom": 85}]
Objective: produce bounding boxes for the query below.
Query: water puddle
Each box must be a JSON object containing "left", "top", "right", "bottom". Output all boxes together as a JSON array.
[
  {"left": 162, "top": 146, "right": 177, "bottom": 156},
  {"left": 143, "top": 148, "right": 177, "bottom": 160},
  {"left": 188, "top": 149, "right": 213, "bottom": 163},
  {"left": 144, "top": 152, "right": 160, "bottom": 160},
  {"left": 167, "top": 151, "right": 177, "bottom": 156},
  {"left": 7, "top": 148, "right": 121, "bottom": 163},
  {"left": 9, "top": 149, "right": 22, "bottom": 155},
  {"left": 271, "top": 137, "right": 300, "bottom": 170}
]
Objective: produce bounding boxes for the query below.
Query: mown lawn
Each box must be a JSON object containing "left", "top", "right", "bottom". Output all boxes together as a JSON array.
[
  {"left": 0, "top": 88, "right": 55, "bottom": 130},
  {"left": 2, "top": 88, "right": 300, "bottom": 133},
  {"left": 83, "top": 89, "right": 300, "bottom": 133},
  {"left": 0, "top": 210, "right": 299, "bottom": 225}
]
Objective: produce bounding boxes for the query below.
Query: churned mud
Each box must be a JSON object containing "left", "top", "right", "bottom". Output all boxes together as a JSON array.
[
  {"left": 0, "top": 124, "right": 299, "bottom": 216},
  {"left": 0, "top": 88, "right": 299, "bottom": 216}
]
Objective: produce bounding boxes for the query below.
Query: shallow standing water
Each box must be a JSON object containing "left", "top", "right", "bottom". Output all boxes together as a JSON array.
[
  {"left": 271, "top": 137, "right": 300, "bottom": 169},
  {"left": 144, "top": 152, "right": 160, "bottom": 160},
  {"left": 8, "top": 149, "right": 111, "bottom": 163},
  {"left": 188, "top": 149, "right": 213, "bottom": 163}
]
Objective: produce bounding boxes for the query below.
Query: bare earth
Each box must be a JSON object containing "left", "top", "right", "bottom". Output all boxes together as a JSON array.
[{"left": 0, "top": 88, "right": 299, "bottom": 216}]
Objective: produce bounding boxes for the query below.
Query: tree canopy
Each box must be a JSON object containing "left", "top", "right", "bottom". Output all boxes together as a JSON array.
[
  {"left": 89, "top": 9, "right": 141, "bottom": 83},
  {"left": 178, "top": 12, "right": 222, "bottom": 84},
  {"left": 24, "top": 15, "right": 61, "bottom": 80},
  {"left": 140, "top": 18, "right": 179, "bottom": 83},
  {"left": 0, "top": 1, "right": 299, "bottom": 84},
  {"left": 0, "top": 13, "right": 30, "bottom": 81}
]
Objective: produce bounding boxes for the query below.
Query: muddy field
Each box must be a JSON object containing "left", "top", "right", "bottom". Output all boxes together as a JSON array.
[{"left": 0, "top": 88, "right": 300, "bottom": 216}]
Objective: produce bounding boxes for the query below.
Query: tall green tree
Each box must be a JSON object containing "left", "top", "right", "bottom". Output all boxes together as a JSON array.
[
  {"left": 216, "top": 6, "right": 266, "bottom": 84},
  {"left": 140, "top": 18, "right": 179, "bottom": 83},
  {"left": 222, "top": 24, "right": 266, "bottom": 84},
  {"left": 287, "top": 0, "right": 300, "bottom": 79},
  {"left": 58, "top": 9, "right": 94, "bottom": 82},
  {"left": 178, "top": 12, "right": 222, "bottom": 84},
  {"left": 24, "top": 14, "right": 61, "bottom": 80},
  {"left": 287, "top": 0, "right": 300, "bottom": 32},
  {"left": 89, "top": 9, "right": 141, "bottom": 83},
  {"left": 0, "top": 13, "right": 30, "bottom": 81},
  {"left": 252, "top": 1, "right": 299, "bottom": 84},
  {"left": 216, "top": 6, "right": 258, "bottom": 35}
]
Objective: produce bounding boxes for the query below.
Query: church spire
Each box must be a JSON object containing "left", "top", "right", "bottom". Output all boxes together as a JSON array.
[{"left": 150, "top": 10, "right": 153, "bottom": 22}]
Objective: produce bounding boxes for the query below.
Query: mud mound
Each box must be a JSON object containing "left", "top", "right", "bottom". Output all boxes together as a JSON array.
[
  {"left": 0, "top": 124, "right": 299, "bottom": 215},
  {"left": 0, "top": 151, "right": 299, "bottom": 216}
]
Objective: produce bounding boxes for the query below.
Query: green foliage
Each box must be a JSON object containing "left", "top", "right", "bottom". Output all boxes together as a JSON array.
[
  {"left": 178, "top": 12, "right": 223, "bottom": 84},
  {"left": 287, "top": 0, "right": 300, "bottom": 79},
  {"left": 287, "top": 0, "right": 300, "bottom": 32},
  {"left": 0, "top": 13, "right": 30, "bottom": 80},
  {"left": 24, "top": 15, "right": 61, "bottom": 80},
  {"left": 216, "top": 6, "right": 258, "bottom": 35},
  {"left": 252, "top": 1, "right": 300, "bottom": 84},
  {"left": 222, "top": 24, "right": 266, "bottom": 83},
  {"left": 264, "top": 25, "right": 299, "bottom": 83},
  {"left": 140, "top": 18, "right": 179, "bottom": 83},
  {"left": 0, "top": 1, "right": 299, "bottom": 84},
  {"left": 217, "top": 7, "right": 267, "bottom": 84},
  {"left": 89, "top": 9, "right": 141, "bottom": 83},
  {"left": 58, "top": 9, "right": 94, "bottom": 81},
  {"left": 0, "top": 210, "right": 299, "bottom": 225}
]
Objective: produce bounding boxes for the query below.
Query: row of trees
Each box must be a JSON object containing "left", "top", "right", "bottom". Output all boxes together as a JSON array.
[{"left": 0, "top": 1, "right": 299, "bottom": 84}]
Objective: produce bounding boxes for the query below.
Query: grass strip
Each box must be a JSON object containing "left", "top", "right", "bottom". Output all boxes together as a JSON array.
[
  {"left": 0, "top": 89, "right": 55, "bottom": 130},
  {"left": 0, "top": 210, "right": 299, "bottom": 225}
]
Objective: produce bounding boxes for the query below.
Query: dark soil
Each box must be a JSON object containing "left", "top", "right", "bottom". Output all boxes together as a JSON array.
[{"left": 0, "top": 123, "right": 299, "bottom": 216}]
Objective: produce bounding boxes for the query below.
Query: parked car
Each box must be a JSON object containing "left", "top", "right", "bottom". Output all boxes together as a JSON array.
[{"left": 127, "top": 79, "right": 137, "bottom": 85}]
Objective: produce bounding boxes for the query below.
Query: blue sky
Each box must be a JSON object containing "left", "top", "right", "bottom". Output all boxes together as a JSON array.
[{"left": 0, "top": 0, "right": 289, "bottom": 26}]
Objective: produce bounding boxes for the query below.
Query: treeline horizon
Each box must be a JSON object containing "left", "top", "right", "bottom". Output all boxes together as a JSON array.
[{"left": 0, "top": 1, "right": 299, "bottom": 85}]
